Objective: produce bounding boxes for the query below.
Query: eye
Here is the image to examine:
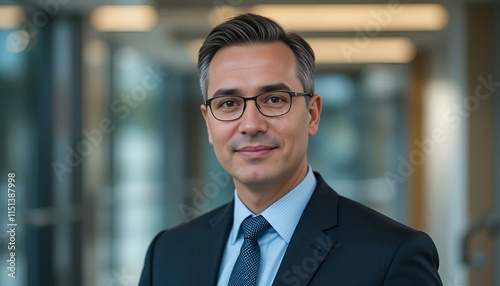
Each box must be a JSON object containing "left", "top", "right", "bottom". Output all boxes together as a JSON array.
[
  {"left": 261, "top": 92, "right": 289, "bottom": 105},
  {"left": 268, "top": 96, "right": 284, "bottom": 104},
  {"left": 221, "top": 100, "right": 237, "bottom": 108},
  {"left": 215, "top": 97, "right": 242, "bottom": 109}
]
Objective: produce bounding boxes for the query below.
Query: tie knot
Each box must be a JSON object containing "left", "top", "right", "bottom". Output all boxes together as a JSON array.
[{"left": 241, "top": 215, "right": 271, "bottom": 240}]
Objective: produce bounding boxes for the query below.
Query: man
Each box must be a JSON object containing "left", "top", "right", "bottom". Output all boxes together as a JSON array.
[{"left": 139, "top": 13, "right": 442, "bottom": 285}]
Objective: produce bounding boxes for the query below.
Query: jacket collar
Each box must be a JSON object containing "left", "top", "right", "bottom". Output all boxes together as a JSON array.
[
  {"left": 199, "top": 172, "right": 340, "bottom": 286},
  {"left": 272, "top": 172, "right": 340, "bottom": 285},
  {"left": 193, "top": 201, "right": 234, "bottom": 285}
]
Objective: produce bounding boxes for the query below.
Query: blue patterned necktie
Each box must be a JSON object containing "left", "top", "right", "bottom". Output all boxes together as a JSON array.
[{"left": 228, "top": 215, "right": 271, "bottom": 286}]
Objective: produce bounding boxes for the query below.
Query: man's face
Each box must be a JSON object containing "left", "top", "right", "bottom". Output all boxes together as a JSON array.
[{"left": 201, "top": 42, "right": 321, "bottom": 190}]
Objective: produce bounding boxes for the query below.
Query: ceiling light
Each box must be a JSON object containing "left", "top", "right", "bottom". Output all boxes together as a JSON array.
[
  {"left": 188, "top": 37, "right": 416, "bottom": 64},
  {"left": 91, "top": 5, "right": 158, "bottom": 32},
  {"left": 0, "top": 6, "right": 24, "bottom": 29},
  {"left": 306, "top": 37, "right": 416, "bottom": 64},
  {"left": 250, "top": 4, "right": 448, "bottom": 31}
]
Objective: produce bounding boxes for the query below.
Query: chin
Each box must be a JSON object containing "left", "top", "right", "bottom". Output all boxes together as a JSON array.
[{"left": 233, "top": 167, "right": 277, "bottom": 186}]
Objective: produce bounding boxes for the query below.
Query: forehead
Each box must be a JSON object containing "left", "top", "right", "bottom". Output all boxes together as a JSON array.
[{"left": 206, "top": 42, "right": 301, "bottom": 98}]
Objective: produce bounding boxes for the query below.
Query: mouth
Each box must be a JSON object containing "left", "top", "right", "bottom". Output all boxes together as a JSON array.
[{"left": 235, "top": 145, "right": 276, "bottom": 159}]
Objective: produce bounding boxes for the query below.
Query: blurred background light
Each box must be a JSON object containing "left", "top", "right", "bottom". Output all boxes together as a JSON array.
[
  {"left": 6, "top": 30, "right": 30, "bottom": 53},
  {"left": 0, "top": 5, "right": 24, "bottom": 29},
  {"left": 306, "top": 37, "right": 416, "bottom": 63},
  {"left": 249, "top": 4, "right": 449, "bottom": 31},
  {"left": 189, "top": 37, "right": 416, "bottom": 64},
  {"left": 90, "top": 5, "right": 158, "bottom": 32}
]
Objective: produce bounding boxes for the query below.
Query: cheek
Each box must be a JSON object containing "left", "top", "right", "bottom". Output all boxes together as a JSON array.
[
  {"left": 276, "top": 118, "right": 309, "bottom": 148},
  {"left": 208, "top": 123, "right": 232, "bottom": 150},
  {"left": 294, "top": 122, "right": 312, "bottom": 153}
]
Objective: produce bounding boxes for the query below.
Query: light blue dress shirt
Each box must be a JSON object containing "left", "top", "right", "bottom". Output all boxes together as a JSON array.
[{"left": 217, "top": 167, "right": 317, "bottom": 286}]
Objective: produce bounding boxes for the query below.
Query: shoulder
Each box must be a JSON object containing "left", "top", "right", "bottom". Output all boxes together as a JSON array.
[
  {"left": 335, "top": 194, "right": 438, "bottom": 252},
  {"left": 154, "top": 201, "right": 232, "bottom": 245},
  {"left": 313, "top": 172, "right": 436, "bottom": 250},
  {"left": 312, "top": 174, "right": 441, "bottom": 284},
  {"left": 139, "top": 202, "right": 233, "bottom": 285},
  {"left": 313, "top": 172, "right": 417, "bottom": 238},
  {"left": 339, "top": 195, "right": 443, "bottom": 284},
  {"left": 141, "top": 202, "right": 231, "bottom": 270},
  {"left": 337, "top": 195, "right": 414, "bottom": 236}
]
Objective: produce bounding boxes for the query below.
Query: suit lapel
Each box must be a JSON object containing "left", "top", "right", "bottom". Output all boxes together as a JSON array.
[
  {"left": 273, "top": 173, "right": 340, "bottom": 286},
  {"left": 192, "top": 201, "right": 234, "bottom": 285}
]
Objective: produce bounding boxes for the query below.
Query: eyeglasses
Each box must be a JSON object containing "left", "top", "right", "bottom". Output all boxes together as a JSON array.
[{"left": 205, "top": 90, "right": 313, "bottom": 121}]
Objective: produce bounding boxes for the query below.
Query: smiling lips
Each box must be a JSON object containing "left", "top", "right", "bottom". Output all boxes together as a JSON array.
[{"left": 235, "top": 145, "right": 276, "bottom": 158}]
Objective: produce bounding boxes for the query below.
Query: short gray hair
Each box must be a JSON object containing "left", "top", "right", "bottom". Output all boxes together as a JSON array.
[{"left": 197, "top": 13, "right": 315, "bottom": 101}]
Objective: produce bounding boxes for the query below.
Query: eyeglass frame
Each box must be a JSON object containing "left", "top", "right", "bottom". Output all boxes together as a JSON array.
[{"left": 204, "top": 90, "right": 313, "bottom": 122}]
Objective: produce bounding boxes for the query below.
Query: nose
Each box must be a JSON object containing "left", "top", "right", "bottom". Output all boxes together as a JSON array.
[{"left": 238, "top": 100, "right": 268, "bottom": 135}]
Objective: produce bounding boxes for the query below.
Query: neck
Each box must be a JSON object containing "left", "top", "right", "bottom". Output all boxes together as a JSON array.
[{"left": 234, "top": 164, "right": 309, "bottom": 214}]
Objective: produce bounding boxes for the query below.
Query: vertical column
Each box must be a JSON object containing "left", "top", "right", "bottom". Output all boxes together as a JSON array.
[
  {"left": 50, "top": 15, "right": 83, "bottom": 286},
  {"left": 424, "top": 2, "right": 468, "bottom": 284},
  {"left": 80, "top": 30, "right": 112, "bottom": 286},
  {"left": 466, "top": 4, "right": 496, "bottom": 286},
  {"left": 495, "top": 4, "right": 500, "bottom": 286},
  {"left": 29, "top": 15, "right": 55, "bottom": 286},
  {"left": 408, "top": 52, "right": 426, "bottom": 230}
]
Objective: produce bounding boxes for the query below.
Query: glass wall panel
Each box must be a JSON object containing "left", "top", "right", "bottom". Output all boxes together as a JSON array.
[{"left": 310, "top": 65, "right": 409, "bottom": 223}]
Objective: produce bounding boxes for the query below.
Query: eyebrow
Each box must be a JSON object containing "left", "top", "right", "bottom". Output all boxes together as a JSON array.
[
  {"left": 212, "top": 88, "right": 241, "bottom": 98},
  {"left": 258, "top": 83, "right": 292, "bottom": 93},
  {"left": 211, "top": 83, "right": 292, "bottom": 98}
]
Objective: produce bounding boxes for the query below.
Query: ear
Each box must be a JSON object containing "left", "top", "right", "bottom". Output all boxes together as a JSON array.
[
  {"left": 308, "top": 94, "right": 322, "bottom": 136},
  {"left": 200, "top": 104, "right": 214, "bottom": 145}
]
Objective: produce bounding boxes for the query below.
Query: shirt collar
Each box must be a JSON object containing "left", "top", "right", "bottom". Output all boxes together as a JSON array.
[{"left": 230, "top": 167, "right": 317, "bottom": 244}]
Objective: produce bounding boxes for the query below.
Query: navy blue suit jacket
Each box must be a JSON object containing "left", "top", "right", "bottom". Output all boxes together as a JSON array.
[{"left": 139, "top": 172, "right": 442, "bottom": 285}]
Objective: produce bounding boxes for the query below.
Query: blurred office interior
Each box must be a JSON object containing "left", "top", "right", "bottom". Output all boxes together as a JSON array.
[{"left": 0, "top": 0, "right": 498, "bottom": 285}]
